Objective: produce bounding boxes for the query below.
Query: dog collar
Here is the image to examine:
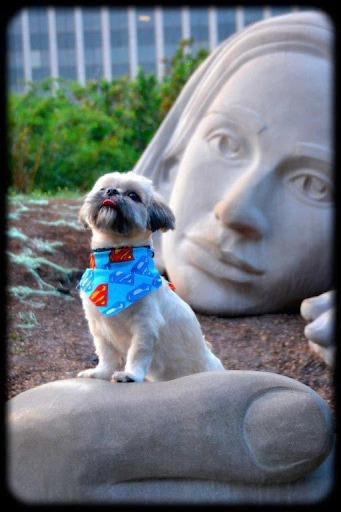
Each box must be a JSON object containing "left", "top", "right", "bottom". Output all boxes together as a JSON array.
[{"left": 78, "top": 246, "right": 163, "bottom": 316}]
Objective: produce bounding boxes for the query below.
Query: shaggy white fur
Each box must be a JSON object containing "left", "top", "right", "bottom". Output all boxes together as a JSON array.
[{"left": 77, "top": 172, "right": 224, "bottom": 383}]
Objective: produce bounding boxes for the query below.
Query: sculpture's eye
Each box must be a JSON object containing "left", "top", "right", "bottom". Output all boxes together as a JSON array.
[
  {"left": 207, "top": 131, "right": 243, "bottom": 160},
  {"left": 288, "top": 172, "right": 333, "bottom": 204}
]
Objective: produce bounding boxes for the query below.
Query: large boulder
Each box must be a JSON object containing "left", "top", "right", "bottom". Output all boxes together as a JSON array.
[{"left": 7, "top": 370, "right": 334, "bottom": 504}]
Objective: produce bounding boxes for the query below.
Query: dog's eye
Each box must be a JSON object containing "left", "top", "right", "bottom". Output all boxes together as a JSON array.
[{"left": 127, "top": 191, "right": 141, "bottom": 202}]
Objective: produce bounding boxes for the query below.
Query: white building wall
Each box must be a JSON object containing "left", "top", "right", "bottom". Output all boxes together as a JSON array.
[
  {"left": 127, "top": 7, "right": 138, "bottom": 78},
  {"left": 21, "top": 9, "right": 32, "bottom": 88},
  {"left": 155, "top": 7, "right": 165, "bottom": 80},
  {"left": 47, "top": 7, "right": 59, "bottom": 90},
  {"left": 208, "top": 6, "right": 218, "bottom": 51},
  {"left": 74, "top": 7, "right": 85, "bottom": 85},
  {"left": 101, "top": 7, "right": 112, "bottom": 82}
]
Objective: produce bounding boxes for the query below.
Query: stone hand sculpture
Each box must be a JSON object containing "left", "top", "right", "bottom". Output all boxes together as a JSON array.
[
  {"left": 7, "top": 371, "right": 333, "bottom": 504},
  {"left": 134, "top": 11, "right": 334, "bottom": 316},
  {"left": 301, "top": 290, "right": 336, "bottom": 366}
]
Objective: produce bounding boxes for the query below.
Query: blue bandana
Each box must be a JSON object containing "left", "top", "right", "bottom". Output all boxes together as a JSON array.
[{"left": 78, "top": 246, "right": 163, "bottom": 316}]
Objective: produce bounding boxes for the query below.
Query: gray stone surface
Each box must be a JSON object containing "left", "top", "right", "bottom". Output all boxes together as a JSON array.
[
  {"left": 67, "top": 451, "right": 334, "bottom": 505},
  {"left": 7, "top": 371, "right": 334, "bottom": 504}
]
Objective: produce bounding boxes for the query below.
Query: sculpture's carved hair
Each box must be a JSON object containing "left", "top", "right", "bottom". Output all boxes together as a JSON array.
[{"left": 133, "top": 11, "right": 333, "bottom": 202}]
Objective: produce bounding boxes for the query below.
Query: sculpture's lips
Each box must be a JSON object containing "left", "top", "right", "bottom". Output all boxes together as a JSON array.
[
  {"left": 185, "top": 236, "right": 264, "bottom": 282},
  {"left": 102, "top": 198, "right": 117, "bottom": 208}
]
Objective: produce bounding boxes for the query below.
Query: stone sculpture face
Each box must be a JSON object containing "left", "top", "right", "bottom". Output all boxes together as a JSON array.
[
  {"left": 163, "top": 52, "right": 333, "bottom": 314},
  {"left": 134, "top": 12, "right": 333, "bottom": 315}
]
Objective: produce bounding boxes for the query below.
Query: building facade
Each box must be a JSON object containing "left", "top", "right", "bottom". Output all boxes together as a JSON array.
[{"left": 8, "top": 6, "right": 311, "bottom": 93}]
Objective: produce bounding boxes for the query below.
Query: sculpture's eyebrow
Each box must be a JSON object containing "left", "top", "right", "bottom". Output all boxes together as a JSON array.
[
  {"left": 295, "top": 142, "right": 332, "bottom": 165},
  {"left": 204, "top": 106, "right": 267, "bottom": 134}
]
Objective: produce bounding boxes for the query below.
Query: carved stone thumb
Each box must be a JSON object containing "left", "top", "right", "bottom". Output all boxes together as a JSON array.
[{"left": 7, "top": 371, "right": 333, "bottom": 503}]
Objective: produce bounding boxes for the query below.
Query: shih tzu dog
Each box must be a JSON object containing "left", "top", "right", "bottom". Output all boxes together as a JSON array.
[{"left": 77, "top": 171, "right": 224, "bottom": 383}]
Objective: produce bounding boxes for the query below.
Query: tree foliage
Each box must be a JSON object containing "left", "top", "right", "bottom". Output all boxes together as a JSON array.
[{"left": 8, "top": 40, "right": 209, "bottom": 193}]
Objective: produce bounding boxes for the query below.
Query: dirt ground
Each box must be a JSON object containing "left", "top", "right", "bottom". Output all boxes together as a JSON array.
[{"left": 6, "top": 197, "right": 334, "bottom": 412}]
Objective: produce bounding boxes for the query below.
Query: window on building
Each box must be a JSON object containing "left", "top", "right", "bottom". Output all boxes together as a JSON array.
[
  {"left": 217, "top": 8, "right": 236, "bottom": 43},
  {"left": 110, "top": 8, "right": 130, "bottom": 78},
  {"left": 270, "top": 7, "right": 292, "bottom": 16},
  {"left": 7, "top": 13, "right": 25, "bottom": 93},
  {"left": 9, "top": 67, "right": 25, "bottom": 91},
  {"left": 58, "top": 66, "right": 77, "bottom": 80},
  {"left": 297, "top": 6, "right": 317, "bottom": 11},
  {"left": 58, "top": 49, "right": 76, "bottom": 67},
  {"left": 56, "top": 8, "right": 77, "bottom": 80},
  {"left": 243, "top": 7, "right": 264, "bottom": 27},
  {"left": 82, "top": 8, "right": 103, "bottom": 80},
  {"left": 111, "top": 47, "right": 130, "bottom": 68},
  {"left": 163, "top": 8, "right": 182, "bottom": 64},
  {"left": 28, "top": 7, "right": 50, "bottom": 82},
  {"left": 190, "top": 7, "right": 209, "bottom": 52},
  {"left": 112, "top": 63, "right": 130, "bottom": 77},
  {"left": 136, "top": 8, "right": 156, "bottom": 74},
  {"left": 8, "top": 32, "right": 22, "bottom": 52},
  {"left": 8, "top": 5, "right": 308, "bottom": 93}
]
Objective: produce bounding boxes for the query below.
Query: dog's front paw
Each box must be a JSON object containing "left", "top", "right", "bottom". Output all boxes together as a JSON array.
[
  {"left": 112, "top": 371, "right": 141, "bottom": 383},
  {"left": 77, "top": 368, "right": 111, "bottom": 380}
]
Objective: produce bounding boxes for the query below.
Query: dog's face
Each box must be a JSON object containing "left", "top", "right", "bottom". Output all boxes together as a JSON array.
[{"left": 79, "top": 172, "right": 175, "bottom": 238}]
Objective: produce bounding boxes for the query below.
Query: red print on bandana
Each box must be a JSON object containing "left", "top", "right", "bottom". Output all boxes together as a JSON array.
[
  {"left": 89, "top": 283, "right": 108, "bottom": 306},
  {"left": 89, "top": 253, "right": 96, "bottom": 269},
  {"left": 109, "top": 247, "right": 134, "bottom": 263}
]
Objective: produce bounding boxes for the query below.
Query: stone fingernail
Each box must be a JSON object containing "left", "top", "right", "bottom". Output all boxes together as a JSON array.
[{"left": 243, "top": 389, "right": 332, "bottom": 472}]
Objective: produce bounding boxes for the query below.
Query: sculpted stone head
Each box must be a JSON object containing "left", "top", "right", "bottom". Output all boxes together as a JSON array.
[{"left": 134, "top": 11, "right": 334, "bottom": 315}]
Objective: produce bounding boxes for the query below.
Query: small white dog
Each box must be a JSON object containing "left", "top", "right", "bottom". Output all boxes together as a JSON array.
[{"left": 77, "top": 171, "right": 224, "bottom": 383}]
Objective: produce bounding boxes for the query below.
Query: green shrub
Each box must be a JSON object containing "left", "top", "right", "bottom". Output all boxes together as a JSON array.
[
  {"left": 160, "top": 39, "right": 209, "bottom": 117},
  {"left": 8, "top": 40, "right": 209, "bottom": 193}
]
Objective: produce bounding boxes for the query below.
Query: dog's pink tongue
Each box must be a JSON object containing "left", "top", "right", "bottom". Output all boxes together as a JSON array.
[{"left": 102, "top": 198, "right": 117, "bottom": 207}]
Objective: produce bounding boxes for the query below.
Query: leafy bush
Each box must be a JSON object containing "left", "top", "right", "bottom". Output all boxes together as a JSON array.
[
  {"left": 160, "top": 39, "right": 209, "bottom": 117},
  {"left": 8, "top": 40, "right": 209, "bottom": 193}
]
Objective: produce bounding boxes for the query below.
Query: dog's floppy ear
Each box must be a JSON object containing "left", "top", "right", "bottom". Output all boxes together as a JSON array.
[
  {"left": 78, "top": 202, "right": 89, "bottom": 229},
  {"left": 147, "top": 192, "right": 175, "bottom": 232}
]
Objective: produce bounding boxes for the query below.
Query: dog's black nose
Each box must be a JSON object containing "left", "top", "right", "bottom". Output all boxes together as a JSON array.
[{"left": 106, "top": 188, "right": 119, "bottom": 197}]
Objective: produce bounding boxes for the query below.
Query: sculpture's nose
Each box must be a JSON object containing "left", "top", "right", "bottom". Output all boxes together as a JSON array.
[
  {"left": 105, "top": 188, "right": 119, "bottom": 197},
  {"left": 214, "top": 174, "right": 269, "bottom": 240}
]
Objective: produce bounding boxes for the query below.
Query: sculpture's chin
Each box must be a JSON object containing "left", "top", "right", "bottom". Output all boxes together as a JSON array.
[
  {"left": 163, "top": 229, "right": 332, "bottom": 316},
  {"left": 165, "top": 259, "right": 305, "bottom": 316}
]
